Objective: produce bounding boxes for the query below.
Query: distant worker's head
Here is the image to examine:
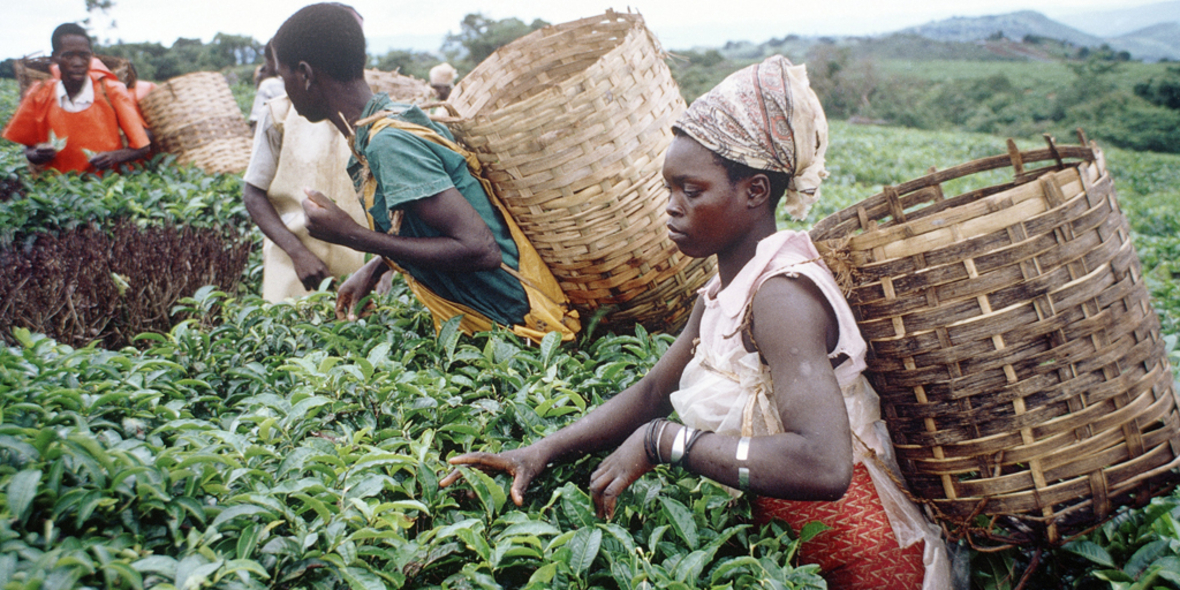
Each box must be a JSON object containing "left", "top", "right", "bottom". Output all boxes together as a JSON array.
[
  {"left": 51, "top": 23, "right": 92, "bottom": 89},
  {"left": 429, "top": 63, "right": 457, "bottom": 101},
  {"left": 273, "top": 3, "right": 366, "bottom": 121},
  {"left": 263, "top": 39, "right": 276, "bottom": 75}
]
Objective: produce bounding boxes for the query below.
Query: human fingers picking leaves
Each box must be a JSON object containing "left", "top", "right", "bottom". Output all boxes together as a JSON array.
[
  {"left": 291, "top": 249, "right": 332, "bottom": 291},
  {"left": 442, "top": 447, "right": 549, "bottom": 507},
  {"left": 589, "top": 425, "right": 653, "bottom": 519}
]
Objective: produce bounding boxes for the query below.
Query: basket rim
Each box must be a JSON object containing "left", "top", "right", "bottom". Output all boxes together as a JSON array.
[
  {"left": 811, "top": 139, "right": 1099, "bottom": 243},
  {"left": 449, "top": 9, "right": 653, "bottom": 118}
]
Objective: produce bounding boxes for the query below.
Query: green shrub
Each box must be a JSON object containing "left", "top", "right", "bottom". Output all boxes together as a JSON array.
[
  {"left": 0, "top": 288, "right": 827, "bottom": 590},
  {"left": 0, "top": 222, "right": 251, "bottom": 349}
]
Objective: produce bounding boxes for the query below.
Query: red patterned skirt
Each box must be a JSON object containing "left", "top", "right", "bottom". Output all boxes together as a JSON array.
[{"left": 753, "top": 463, "right": 925, "bottom": 589}]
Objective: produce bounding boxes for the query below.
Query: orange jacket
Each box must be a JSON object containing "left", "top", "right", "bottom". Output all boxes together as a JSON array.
[{"left": 3, "top": 60, "right": 150, "bottom": 174}]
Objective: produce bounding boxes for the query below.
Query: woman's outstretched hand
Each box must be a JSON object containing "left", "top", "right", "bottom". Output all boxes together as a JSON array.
[
  {"left": 588, "top": 425, "right": 653, "bottom": 520},
  {"left": 440, "top": 446, "right": 549, "bottom": 507}
]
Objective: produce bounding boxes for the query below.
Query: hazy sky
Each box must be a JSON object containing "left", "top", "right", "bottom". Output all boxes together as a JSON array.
[{"left": 0, "top": 0, "right": 1151, "bottom": 60}]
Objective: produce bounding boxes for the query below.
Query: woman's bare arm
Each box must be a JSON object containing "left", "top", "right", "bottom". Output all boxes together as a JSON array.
[{"left": 659, "top": 275, "right": 853, "bottom": 500}]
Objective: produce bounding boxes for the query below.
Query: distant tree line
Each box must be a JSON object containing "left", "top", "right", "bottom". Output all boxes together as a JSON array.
[
  {"left": 0, "top": 34, "right": 263, "bottom": 82},
  {"left": 0, "top": 12, "right": 546, "bottom": 85},
  {"left": 5, "top": 10, "right": 1178, "bottom": 155}
]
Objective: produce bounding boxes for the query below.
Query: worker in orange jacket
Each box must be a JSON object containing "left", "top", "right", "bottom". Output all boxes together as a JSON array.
[{"left": 3, "top": 23, "right": 150, "bottom": 174}]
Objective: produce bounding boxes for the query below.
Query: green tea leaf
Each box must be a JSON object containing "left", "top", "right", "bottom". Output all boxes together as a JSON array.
[
  {"left": 211, "top": 504, "right": 274, "bottom": 530},
  {"left": 1125, "top": 539, "right": 1168, "bottom": 578},
  {"left": 1065, "top": 539, "right": 1116, "bottom": 568},
  {"left": 459, "top": 466, "right": 507, "bottom": 519},
  {"left": 498, "top": 521, "right": 561, "bottom": 539},
  {"left": 340, "top": 566, "right": 387, "bottom": 590},
  {"left": 798, "top": 521, "right": 831, "bottom": 544},
  {"left": 567, "top": 527, "right": 602, "bottom": 576},
  {"left": 539, "top": 330, "right": 562, "bottom": 368},
  {"left": 101, "top": 562, "right": 144, "bottom": 590},
  {"left": 176, "top": 555, "right": 222, "bottom": 590},
  {"left": 658, "top": 496, "right": 698, "bottom": 549},
  {"left": 6, "top": 469, "right": 41, "bottom": 525},
  {"left": 131, "top": 555, "right": 178, "bottom": 577}
]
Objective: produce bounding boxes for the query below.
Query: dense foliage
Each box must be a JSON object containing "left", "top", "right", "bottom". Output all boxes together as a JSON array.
[
  {"left": 4, "top": 55, "right": 1180, "bottom": 590},
  {"left": 669, "top": 41, "right": 1180, "bottom": 155}
]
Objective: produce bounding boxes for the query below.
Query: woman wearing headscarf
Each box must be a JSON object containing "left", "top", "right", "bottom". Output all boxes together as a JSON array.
[{"left": 442, "top": 55, "right": 951, "bottom": 589}]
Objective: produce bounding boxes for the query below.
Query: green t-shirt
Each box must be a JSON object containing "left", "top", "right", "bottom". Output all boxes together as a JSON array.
[{"left": 350, "top": 94, "right": 528, "bottom": 326}]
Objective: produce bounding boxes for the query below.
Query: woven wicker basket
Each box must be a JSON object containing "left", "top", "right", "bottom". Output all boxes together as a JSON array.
[
  {"left": 139, "top": 72, "right": 252, "bottom": 175},
  {"left": 810, "top": 136, "right": 1180, "bottom": 545},
  {"left": 445, "top": 10, "right": 712, "bottom": 333},
  {"left": 14, "top": 55, "right": 135, "bottom": 99},
  {"left": 364, "top": 69, "right": 436, "bottom": 104}
]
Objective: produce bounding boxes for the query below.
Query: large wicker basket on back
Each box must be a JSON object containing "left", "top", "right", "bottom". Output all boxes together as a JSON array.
[
  {"left": 445, "top": 10, "right": 712, "bottom": 333},
  {"left": 810, "top": 136, "right": 1180, "bottom": 545},
  {"left": 139, "top": 72, "right": 253, "bottom": 175}
]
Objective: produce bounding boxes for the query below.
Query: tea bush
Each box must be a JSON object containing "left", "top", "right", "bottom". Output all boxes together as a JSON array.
[
  {"left": 4, "top": 72, "right": 1180, "bottom": 590},
  {"left": 0, "top": 287, "right": 828, "bottom": 590}
]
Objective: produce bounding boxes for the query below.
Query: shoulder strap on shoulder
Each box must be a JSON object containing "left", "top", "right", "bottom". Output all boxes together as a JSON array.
[
  {"left": 267, "top": 95, "right": 293, "bottom": 131},
  {"left": 353, "top": 111, "right": 581, "bottom": 342}
]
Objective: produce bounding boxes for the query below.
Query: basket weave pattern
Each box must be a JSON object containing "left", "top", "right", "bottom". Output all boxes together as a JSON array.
[
  {"left": 446, "top": 10, "right": 713, "bottom": 332},
  {"left": 139, "top": 72, "right": 252, "bottom": 175},
  {"left": 810, "top": 139, "right": 1180, "bottom": 544},
  {"left": 363, "top": 69, "right": 436, "bottom": 104}
]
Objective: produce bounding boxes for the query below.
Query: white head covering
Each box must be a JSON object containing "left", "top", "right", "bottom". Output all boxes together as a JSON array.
[
  {"left": 674, "top": 55, "right": 829, "bottom": 220},
  {"left": 429, "top": 62, "right": 457, "bottom": 86}
]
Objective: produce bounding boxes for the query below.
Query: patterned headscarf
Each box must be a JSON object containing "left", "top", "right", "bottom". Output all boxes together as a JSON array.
[{"left": 674, "top": 55, "right": 829, "bottom": 220}]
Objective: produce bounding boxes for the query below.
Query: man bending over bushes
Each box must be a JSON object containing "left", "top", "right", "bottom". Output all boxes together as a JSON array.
[
  {"left": 271, "top": 3, "right": 578, "bottom": 342},
  {"left": 3, "top": 23, "right": 150, "bottom": 174}
]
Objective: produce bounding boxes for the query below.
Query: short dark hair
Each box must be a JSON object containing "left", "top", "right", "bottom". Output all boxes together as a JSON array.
[
  {"left": 52, "top": 23, "right": 90, "bottom": 54},
  {"left": 672, "top": 128, "right": 792, "bottom": 208},
  {"left": 273, "top": 3, "right": 365, "bottom": 82}
]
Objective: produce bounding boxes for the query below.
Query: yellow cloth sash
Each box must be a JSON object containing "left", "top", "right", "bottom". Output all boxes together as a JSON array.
[{"left": 354, "top": 112, "right": 580, "bottom": 343}]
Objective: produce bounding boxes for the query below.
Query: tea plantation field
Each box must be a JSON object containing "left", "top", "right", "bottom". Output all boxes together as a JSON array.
[{"left": 2, "top": 78, "right": 1180, "bottom": 590}]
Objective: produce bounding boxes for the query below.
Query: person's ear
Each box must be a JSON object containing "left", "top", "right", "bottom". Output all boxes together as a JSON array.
[
  {"left": 746, "top": 174, "right": 771, "bottom": 209},
  {"left": 297, "top": 61, "right": 315, "bottom": 91}
]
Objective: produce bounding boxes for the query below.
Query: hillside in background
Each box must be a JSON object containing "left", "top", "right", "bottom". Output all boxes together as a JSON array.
[
  {"left": 1057, "top": 0, "right": 1180, "bottom": 37},
  {"left": 900, "top": 10, "right": 1103, "bottom": 47},
  {"left": 1110, "top": 22, "right": 1180, "bottom": 62},
  {"left": 895, "top": 9, "right": 1180, "bottom": 62}
]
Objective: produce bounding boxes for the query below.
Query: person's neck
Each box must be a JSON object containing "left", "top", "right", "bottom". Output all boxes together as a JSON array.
[
  {"left": 716, "top": 218, "right": 778, "bottom": 288},
  {"left": 323, "top": 78, "right": 374, "bottom": 137},
  {"left": 62, "top": 76, "right": 86, "bottom": 100}
]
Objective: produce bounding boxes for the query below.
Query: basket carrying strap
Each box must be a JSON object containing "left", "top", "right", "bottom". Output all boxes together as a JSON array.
[{"left": 356, "top": 113, "right": 580, "bottom": 343}]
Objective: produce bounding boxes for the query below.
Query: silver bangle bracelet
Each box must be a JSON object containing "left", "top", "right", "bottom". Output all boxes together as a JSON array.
[
  {"left": 669, "top": 426, "right": 691, "bottom": 464},
  {"left": 736, "top": 437, "right": 752, "bottom": 490},
  {"left": 654, "top": 420, "right": 671, "bottom": 464},
  {"left": 736, "top": 436, "right": 751, "bottom": 462}
]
